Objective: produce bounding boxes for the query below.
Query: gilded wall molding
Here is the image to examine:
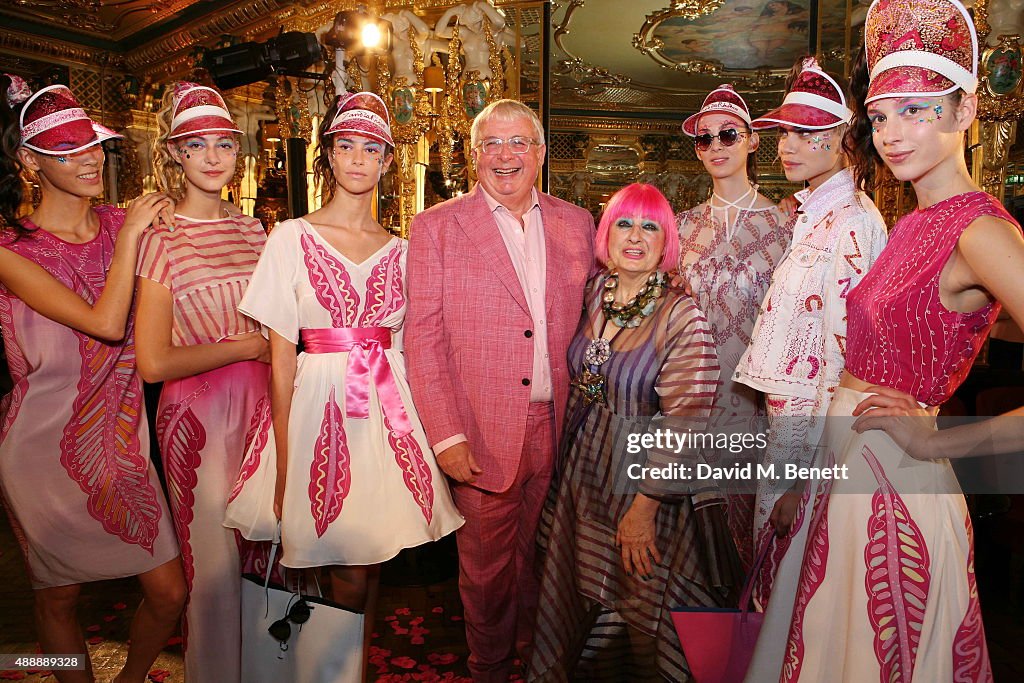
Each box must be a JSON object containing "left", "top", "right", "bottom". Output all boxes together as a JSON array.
[
  {"left": 551, "top": 115, "right": 683, "bottom": 133},
  {"left": 0, "top": 29, "right": 120, "bottom": 69}
]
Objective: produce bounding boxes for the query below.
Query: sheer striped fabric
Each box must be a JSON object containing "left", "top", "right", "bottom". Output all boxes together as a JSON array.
[{"left": 137, "top": 213, "right": 266, "bottom": 345}]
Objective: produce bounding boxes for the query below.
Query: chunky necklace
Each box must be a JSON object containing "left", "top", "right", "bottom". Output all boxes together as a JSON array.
[
  {"left": 573, "top": 271, "right": 664, "bottom": 406},
  {"left": 710, "top": 183, "right": 758, "bottom": 241},
  {"left": 601, "top": 270, "right": 664, "bottom": 328}
]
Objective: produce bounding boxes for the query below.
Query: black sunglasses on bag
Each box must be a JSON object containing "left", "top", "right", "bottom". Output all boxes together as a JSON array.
[
  {"left": 694, "top": 128, "right": 749, "bottom": 151},
  {"left": 269, "top": 595, "right": 312, "bottom": 650}
]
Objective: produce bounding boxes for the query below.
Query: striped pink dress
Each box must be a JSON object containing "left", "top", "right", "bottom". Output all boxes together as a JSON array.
[
  {"left": 136, "top": 212, "right": 268, "bottom": 683},
  {"left": 0, "top": 206, "right": 178, "bottom": 588},
  {"left": 529, "top": 276, "right": 737, "bottom": 681}
]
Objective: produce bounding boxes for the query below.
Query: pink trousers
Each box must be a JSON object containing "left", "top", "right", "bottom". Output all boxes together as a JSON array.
[{"left": 451, "top": 402, "right": 555, "bottom": 682}]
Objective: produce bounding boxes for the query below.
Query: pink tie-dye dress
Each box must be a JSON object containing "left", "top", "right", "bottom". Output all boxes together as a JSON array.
[
  {"left": 136, "top": 212, "right": 269, "bottom": 683},
  {"left": 0, "top": 205, "right": 178, "bottom": 588}
]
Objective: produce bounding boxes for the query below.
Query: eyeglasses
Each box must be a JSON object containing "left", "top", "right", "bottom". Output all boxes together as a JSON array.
[
  {"left": 475, "top": 136, "right": 540, "bottom": 155},
  {"left": 268, "top": 595, "right": 312, "bottom": 651},
  {"left": 694, "top": 128, "right": 749, "bottom": 151}
]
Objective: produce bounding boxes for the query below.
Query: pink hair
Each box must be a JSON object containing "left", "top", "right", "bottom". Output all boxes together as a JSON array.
[{"left": 595, "top": 183, "right": 680, "bottom": 272}]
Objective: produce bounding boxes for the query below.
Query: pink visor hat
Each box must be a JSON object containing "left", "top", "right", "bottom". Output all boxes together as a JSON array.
[
  {"left": 865, "top": 0, "right": 978, "bottom": 103},
  {"left": 19, "top": 84, "right": 122, "bottom": 156},
  {"left": 753, "top": 57, "right": 853, "bottom": 130},
  {"left": 169, "top": 82, "right": 242, "bottom": 139},
  {"left": 325, "top": 92, "right": 394, "bottom": 148},
  {"left": 682, "top": 84, "right": 752, "bottom": 137}
]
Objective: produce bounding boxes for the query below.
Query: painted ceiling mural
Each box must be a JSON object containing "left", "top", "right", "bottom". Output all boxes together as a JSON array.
[{"left": 644, "top": 0, "right": 849, "bottom": 71}]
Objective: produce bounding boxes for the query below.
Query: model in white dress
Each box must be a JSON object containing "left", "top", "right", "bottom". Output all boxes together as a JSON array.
[{"left": 225, "top": 217, "right": 463, "bottom": 566}]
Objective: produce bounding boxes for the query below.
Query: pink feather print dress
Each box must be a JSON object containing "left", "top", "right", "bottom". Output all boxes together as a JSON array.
[
  {"left": 774, "top": 192, "right": 1015, "bottom": 682},
  {"left": 0, "top": 206, "right": 178, "bottom": 588},
  {"left": 226, "top": 218, "right": 462, "bottom": 568}
]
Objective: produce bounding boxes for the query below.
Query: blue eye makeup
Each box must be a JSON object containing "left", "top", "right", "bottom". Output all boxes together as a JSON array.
[{"left": 898, "top": 102, "right": 930, "bottom": 116}]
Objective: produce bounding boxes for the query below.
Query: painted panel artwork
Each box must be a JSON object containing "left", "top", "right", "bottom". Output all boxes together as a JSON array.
[{"left": 646, "top": 0, "right": 847, "bottom": 71}]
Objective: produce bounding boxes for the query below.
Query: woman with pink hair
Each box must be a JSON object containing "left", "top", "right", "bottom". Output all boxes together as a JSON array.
[{"left": 530, "top": 183, "right": 736, "bottom": 680}]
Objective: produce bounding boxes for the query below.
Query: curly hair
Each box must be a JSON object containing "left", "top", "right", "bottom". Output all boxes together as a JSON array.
[
  {"left": 0, "top": 74, "right": 33, "bottom": 237},
  {"left": 843, "top": 49, "right": 884, "bottom": 192},
  {"left": 152, "top": 86, "right": 187, "bottom": 201}
]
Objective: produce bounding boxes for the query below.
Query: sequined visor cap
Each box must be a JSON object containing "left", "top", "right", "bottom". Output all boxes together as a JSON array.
[
  {"left": 682, "top": 85, "right": 753, "bottom": 137},
  {"left": 19, "top": 85, "right": 122, "bottom": 155},
  {"left": 325, "top": 92, "right": 395, "bottom": 148},
  {"left": 864, "top": 0, "right": 978, "bottom": 103},
  {"left": 753, "top": 63, "right": 853, "bottom": 130},
  {"left": 169, "top": 83, "right": 243, "bottom": 139}
]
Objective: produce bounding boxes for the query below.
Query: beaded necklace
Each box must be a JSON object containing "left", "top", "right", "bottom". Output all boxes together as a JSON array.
[{"left": 572, "top": 271, "right": 664, "bottom": 405}]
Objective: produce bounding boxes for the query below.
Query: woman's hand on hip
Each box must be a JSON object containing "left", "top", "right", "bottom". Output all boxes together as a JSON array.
[{"left": 852, "top": 385, "right": 939, "bottom": 460}]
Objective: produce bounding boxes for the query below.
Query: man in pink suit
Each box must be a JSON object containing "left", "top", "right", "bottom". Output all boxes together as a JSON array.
[{"left": 406, "top": 99, "right": 595, "bottom": 682}]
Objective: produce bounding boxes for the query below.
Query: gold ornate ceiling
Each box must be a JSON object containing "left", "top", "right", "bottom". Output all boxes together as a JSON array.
[{"left": 0, "top": 0, "right": 855, "bottom": 113}]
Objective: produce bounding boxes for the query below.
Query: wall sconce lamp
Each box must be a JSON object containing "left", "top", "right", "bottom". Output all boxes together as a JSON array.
[{"left": 423, "top": 65, "right": 444, "bottom": 93}]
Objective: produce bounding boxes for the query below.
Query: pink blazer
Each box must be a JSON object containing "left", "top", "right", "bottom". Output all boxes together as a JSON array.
[{"left": 406, "top": 185, "right": 595, "bottom": 493}]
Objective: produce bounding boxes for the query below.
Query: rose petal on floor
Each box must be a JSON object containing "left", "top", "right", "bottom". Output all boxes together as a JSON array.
[{"left": 391, "top": 655, "right": 417, "bottom": 669}]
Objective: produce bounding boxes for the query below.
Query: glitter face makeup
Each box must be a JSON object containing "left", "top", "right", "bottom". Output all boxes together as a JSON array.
[
  {"left": 775, "top": 124, "right": 843, "bottom": 189},
  {"left": 56, "top": 156, "right": 67, "bottom": 164}
]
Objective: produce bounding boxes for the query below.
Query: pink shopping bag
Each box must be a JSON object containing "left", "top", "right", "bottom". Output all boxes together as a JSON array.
[{"left": 671, "top": 535, "right": 772, "bottom": 683}]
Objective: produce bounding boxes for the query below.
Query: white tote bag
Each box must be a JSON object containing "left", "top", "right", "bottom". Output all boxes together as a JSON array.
[{"left": 241, "top": 539, "right": 364, "bottom": 683}]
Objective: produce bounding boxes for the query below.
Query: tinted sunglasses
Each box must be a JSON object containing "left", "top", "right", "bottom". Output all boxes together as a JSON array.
[
  {"left": 268, "top": 595, "right": 312, "bottom": 650},
  {"left": 694, "top": 128, "right": 749, "bottom": 151}
]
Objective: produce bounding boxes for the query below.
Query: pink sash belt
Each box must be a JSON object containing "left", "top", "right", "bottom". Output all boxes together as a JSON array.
[{"left": 301, "top": 327, "right": 412, "bottom": 437}]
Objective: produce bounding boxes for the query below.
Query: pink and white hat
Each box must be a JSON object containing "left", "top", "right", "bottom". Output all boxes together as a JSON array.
[
  {"left": 18, "top": 84, "right": 122, "bottom": 156},
  {"left": 169, "top": 82, "right": 242, "bottom": 139},
  {"left": 865, "top": 0, "right": 978, "bottom": 103},
  {"left": 325, "top": 92, "right": 394, "bottom": 147},
  {"left": 682, "top": 84, "right": 752, "bottom": 137},
  {"left": 753, "top": 58, "right": 854, "bottom": 130}
]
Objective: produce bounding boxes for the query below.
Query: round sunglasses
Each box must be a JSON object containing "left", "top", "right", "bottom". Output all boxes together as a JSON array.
[{"left": 693, "top": 128, "right": 750, "bottom": 152}]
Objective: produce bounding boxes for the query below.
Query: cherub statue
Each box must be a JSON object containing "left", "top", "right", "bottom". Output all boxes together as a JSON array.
[
  {"left": 434, "top": 0, "right": 515, "bottom": 80},
  {"left": 382, "top": 9, "right": 449, "bottom": 86}
]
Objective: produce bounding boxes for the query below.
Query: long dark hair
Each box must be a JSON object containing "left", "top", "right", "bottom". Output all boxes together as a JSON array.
[
  {"left": 844, "top": 47, "right": 964, "bottom": 192},
  {"left": 843, "top": 48, "right": 883, "bottom": 192},
  {"left": 312, "top": 98, "right": 394, "bottom": 204},
  {"left": 0, "top": 74, "right": 31, "bottom": 236}
]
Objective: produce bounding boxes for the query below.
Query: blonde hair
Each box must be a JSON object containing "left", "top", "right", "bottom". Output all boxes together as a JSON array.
[{"left": 153, "top": 87, "right": 186, "bottom": 201}]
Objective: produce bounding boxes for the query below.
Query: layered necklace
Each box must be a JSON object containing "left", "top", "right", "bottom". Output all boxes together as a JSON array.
[
  {"left": 573, "top": 271, "right": 664, "bottom": 405},
  {"left": 710, "top": 183, "right": 758, "bottom": 241}
]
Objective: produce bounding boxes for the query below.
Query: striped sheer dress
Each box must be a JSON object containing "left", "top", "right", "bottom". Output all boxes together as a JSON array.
[
  {"left": 528, "top": 275, "right": 740, "bottom": 682},
  {"left": 136, "top": 212, "right": 269, "bottom": 683}
]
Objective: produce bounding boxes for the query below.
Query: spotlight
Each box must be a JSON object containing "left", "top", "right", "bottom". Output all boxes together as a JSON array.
[
  {"left": 204, "top": 31, "right": 323, "bottom": 90},
  {"left": 361, "top": 22, "right": 383, "bottom": 50},
  {"left": 323, "top": 9, "right": 390, "bottom": 54}
]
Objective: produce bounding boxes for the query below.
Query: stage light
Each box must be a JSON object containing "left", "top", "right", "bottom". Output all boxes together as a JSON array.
[
  {"left": 361, "top": 22, "right": 383, "bottom": 50},
  {"left": 323, "top": 9, "right": 390, "bottom": 54},
  {"left": 204, "top": 31, "right": 322, "bottom": 90}
]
